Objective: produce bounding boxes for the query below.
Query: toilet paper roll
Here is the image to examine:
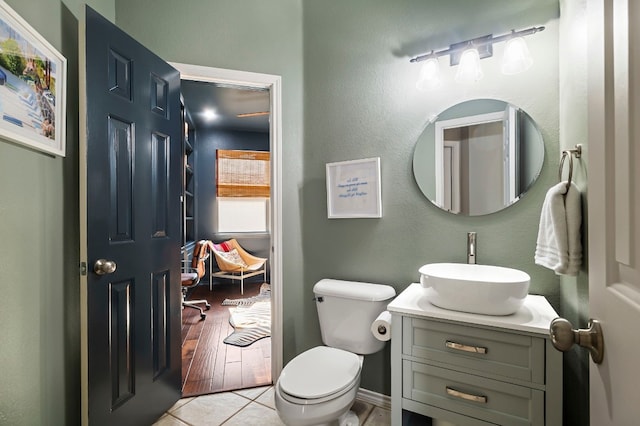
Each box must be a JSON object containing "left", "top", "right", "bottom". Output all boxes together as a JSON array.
[{"left": 371, "top": 311, "right": 392, "bottom": 341}]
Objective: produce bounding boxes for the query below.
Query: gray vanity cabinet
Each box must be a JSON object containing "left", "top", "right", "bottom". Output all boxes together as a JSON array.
[{"left": 388, "top": 284, "right": 562, "bottom": 426}]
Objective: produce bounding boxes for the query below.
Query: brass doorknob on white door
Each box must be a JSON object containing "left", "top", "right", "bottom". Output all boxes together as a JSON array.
[
  {"left": 549, "top": 317, "right": 604, "bottom": 364},
  {"left": 94, "top": 259, "right": 117, "bottom": 275}
]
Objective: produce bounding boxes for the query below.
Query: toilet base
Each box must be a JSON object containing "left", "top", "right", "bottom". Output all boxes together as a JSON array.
[
  {"left": 274, "top": 378, "right": 360, "bottom": 426},
  {"left": 285, "top": 409, "right": 359, "bottom": 426}
]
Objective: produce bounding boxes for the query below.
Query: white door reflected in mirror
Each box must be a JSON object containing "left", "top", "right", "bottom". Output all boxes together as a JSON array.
[{"left": 413, "top": 99, "right": 545, "bottom": 216}]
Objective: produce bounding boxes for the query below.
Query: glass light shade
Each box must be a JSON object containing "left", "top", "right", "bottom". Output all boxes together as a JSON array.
[
  {"left": 455, "top": 48, "right": 483, "bottom": 83},
  {"left": 501, "top": 37, "right": 533, "bottom": 75},
  {"left": 416, "top": 57, "right": 441, "bottom": 91}
]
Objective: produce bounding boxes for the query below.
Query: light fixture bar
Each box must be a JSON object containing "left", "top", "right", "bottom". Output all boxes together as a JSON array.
[
  {"left": 409, "top": 26, "right": 545, "bottom": 64},
  {"left": 449, "top": 35, "right": 493, "bottom": 66}
]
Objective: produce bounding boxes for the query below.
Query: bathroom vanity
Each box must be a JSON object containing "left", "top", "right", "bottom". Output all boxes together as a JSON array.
[{"left": 388, "top": 284, "right": 562, "bottom": 426}]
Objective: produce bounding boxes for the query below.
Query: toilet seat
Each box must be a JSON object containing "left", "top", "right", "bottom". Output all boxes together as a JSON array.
[
  {"left": 278, "top": 375, "right": 359, "bottom": 406},
  {"left": 278, "top": 346, "right": 361, "bottom": 403}
]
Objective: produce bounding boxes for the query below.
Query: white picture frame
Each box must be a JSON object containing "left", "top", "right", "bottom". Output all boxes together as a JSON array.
[
  {"left": 0, "top": 0, "right": 67, "bottom": 157},
  {"left": 326, "top": 157, "right": 382, "bottom": 219}
]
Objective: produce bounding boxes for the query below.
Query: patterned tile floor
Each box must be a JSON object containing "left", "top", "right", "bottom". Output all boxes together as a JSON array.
[{"left": 154, "top": 386, "right": 392, "bottom": 426}]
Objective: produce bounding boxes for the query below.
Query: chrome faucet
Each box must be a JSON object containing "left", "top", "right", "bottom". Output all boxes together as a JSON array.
[{"left": 467, "top": 232, "right": 477, "bottom": 264}]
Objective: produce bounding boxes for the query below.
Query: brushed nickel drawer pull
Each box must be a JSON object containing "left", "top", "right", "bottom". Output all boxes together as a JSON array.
[
  {"left": 446, "top": 387, "right": 488, "bottom": 404},
  {"left": 445, "top": 340, "right": 487, "bottom": 354}
]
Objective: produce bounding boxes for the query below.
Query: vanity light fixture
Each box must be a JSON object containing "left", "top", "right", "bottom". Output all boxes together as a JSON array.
[
  {"left": 412, "top": 26, "right": 544, "bottom": 89},
  {"left": 416, "top": 53, "right": 442, "bottom": 90},
  {"left": 501, "top": 35, "right": 534, "bottom": 75},
  {"left": 455, "top": 47, "right": 483, "bottom": 83}
]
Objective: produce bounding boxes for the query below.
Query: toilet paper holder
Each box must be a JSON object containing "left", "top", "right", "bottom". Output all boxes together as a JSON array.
[{"left": 372, "top": 310, "right": 392, "bottom": 342}]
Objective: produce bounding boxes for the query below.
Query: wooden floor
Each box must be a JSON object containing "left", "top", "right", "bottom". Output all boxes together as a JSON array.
[{"left": 181, "top": 280, "right": 271, "bottom": 397}]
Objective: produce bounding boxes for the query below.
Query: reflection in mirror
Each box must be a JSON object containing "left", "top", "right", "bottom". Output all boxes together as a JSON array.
[{"left": 413, "top": 99, "right": 544, "bottom": 216}]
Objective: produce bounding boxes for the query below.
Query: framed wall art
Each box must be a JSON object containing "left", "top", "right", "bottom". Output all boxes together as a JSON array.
[
  {"left": 326, "top": 157, "right": 382, "bottom": 219},
  {"left": 0, "top": 1, "right": 67, "bottom": 156}
]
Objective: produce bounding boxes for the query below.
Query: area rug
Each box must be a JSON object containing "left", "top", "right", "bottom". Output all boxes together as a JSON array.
[
  {"left": 223, "top": 300, "right": 271, "bottom": 347},
  {"left": 221, "top": 283, "right": 271, "bottom": 306}
]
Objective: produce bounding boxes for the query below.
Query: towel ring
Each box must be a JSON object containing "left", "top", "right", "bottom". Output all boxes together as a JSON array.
[{"left": 559, "top": 144, "right": 582, "bottom": 193}]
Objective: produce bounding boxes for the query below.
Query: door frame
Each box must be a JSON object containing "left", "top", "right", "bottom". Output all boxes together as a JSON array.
[
  {"left": 434, "top": 111, "right": 505, "bottom": 209},
  {"left": 171, "top": 62, "right": 283, "bottom": 383}
]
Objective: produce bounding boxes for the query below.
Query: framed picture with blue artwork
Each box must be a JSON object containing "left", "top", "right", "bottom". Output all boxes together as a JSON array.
[
  {"left": 0, "top": 0, "right": 67, "bottom": 156},
  {"left": 326, "top": 157, "right": 382, "bottom": 219}
]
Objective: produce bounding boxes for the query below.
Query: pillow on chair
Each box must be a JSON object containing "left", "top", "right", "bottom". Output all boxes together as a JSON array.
[
  {"left": 214, "top": 241, "right": 234, "bottom": 252},
  {"left": 218, "top": 248, "right": 248, "bottom": 267}
]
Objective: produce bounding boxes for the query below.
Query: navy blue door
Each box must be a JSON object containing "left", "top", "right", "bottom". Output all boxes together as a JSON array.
[{"left": 82, "top": 6, "right": 182, "bottom": 425}]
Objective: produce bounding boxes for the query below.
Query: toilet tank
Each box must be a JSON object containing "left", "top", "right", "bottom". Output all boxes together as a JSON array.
[{"left": 313, "top": 279, "right": 396, "bottom": 355}]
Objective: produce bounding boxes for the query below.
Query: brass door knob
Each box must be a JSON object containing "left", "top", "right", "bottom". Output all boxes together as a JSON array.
[
  {"left": 549, "top": 317, "right": 604, "bottom": 364},
  {"left": 94, "top": 259, "right": 117, "bottom": 275}
]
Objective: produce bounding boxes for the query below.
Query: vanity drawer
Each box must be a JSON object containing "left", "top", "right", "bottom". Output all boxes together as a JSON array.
[
  {"left": 403, "top": 317, "right": 545, "bottom": 384},
  {"left": 403, "top": 360, "right": 544, "bottom": 426}
]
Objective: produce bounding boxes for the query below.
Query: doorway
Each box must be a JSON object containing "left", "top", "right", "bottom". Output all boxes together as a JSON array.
[{"left": 171, "top": 62, "right": 283, "bottom": 397}]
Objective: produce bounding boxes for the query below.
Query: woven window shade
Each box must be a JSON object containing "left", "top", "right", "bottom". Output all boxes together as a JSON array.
[{"left": 216, "top": 149, "right": 270, "bottom": 197}]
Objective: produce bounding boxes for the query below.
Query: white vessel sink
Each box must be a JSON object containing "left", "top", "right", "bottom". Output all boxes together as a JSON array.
[{"left": 419, "top": 263, "right": 530, "bottom": 316}]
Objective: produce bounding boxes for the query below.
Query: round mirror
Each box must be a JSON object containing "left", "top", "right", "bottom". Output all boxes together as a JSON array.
[{"left": 413, "top": 99, "right": 544, "bottom": 216}]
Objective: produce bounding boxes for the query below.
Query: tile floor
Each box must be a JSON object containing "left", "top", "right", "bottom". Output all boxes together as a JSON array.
[{"left": 154, "top": 386, "right": 391, "bottom": 426}]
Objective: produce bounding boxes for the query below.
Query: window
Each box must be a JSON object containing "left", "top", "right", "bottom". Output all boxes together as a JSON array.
[
  {"left": 216, "top": 149, "right": 270, "bottom": 197},
  {"left": 215, "top": 149, "right": 270, "bottom": 232}
]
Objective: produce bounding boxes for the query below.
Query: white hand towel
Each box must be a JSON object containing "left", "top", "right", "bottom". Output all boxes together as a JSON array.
[{"left": 534, "top": 181, "right": 582, "bottom": 276}]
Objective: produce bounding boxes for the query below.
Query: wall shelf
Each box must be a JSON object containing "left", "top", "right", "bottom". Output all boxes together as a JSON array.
[{"left": 182, "top": 103, "right": 196, "bottom": 249}]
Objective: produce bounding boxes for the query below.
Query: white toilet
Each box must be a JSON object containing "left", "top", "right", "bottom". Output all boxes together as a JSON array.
[{"left": 275, "top": 279, "right": 396, "bottom": 426}]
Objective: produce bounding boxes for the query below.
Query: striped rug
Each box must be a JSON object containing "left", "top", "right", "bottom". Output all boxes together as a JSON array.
[
  {"left": 221, "top": 283, "right": 271, "bottom": 306},
  {"left": 223, "top": 301, "right": 271, "bottom": 347}
]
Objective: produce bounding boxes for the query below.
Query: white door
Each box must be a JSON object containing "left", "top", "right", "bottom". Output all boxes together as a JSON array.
[{"left": 588, "top": 0, "right": 640, "bottom": 423}]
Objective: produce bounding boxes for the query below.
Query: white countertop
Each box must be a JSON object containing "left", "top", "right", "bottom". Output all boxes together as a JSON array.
[{"left": 387, "top": 283, "right": 559, "bottom": 336}]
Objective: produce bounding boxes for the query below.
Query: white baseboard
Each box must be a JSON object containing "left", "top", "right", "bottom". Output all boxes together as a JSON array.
[{"left": 357, "top": 388, "right": 391, "bottom": 411}]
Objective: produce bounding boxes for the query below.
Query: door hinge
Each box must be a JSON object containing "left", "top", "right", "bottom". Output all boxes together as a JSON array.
[{"left": 80, "top": 262, "right": 87, "bottom": 276}]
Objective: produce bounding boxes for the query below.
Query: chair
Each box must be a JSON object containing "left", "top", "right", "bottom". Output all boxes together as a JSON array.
[
  {"left": 181, "top": 240, "right": 212, "bottom": 319},
  {"left": 210, "top": 239, "right": 267, "bottom": 295}
]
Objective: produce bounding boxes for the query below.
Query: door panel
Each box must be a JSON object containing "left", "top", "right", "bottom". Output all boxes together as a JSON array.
[
  {"left": 151, "top": 133, "right": 170, "bottom": 237},
  {"left": 151, "top": 270, "right": 170, "bottom": 378},
  {"left": 110, "top": 278, "right": 135, "bottom": 409},
  {"left": 108, "top": 116, "right": 134, "bottom": 241},
  {"left": 81, "top": 6, "right": 182, "bottom": 425},
  {"left": 588, "top": 0, "right": 640, "bottom": 424}
]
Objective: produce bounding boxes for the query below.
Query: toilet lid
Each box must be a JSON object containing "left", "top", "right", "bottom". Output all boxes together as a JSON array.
[{"left": 279, "top": 346, "right": 361, "bottom": 399}]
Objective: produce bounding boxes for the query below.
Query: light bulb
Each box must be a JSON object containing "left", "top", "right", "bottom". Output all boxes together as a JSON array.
[
  {"left": 202, "top": 108, "right": 218, "bottom": 121},
  {"left": 501, "top": 37, "right": 533, "bottom": 75},
  {"left": 416, "top": 57, "right": 441, "bottom": 91},
  {"left": 455, "top": 48, "right": 483, "bottom": 83}
]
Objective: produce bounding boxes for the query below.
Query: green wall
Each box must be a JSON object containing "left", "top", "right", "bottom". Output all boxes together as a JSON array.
[
  {"left": 558, "top": 0, "right": 589, "bottom": 423},
  {"left": 302, "top": 0, "right": 561, "bottom": 394},
  {"left": 0, "top": 0, "right": 590, "bottom": 424},
  {"left": 0, "top": 1, "right": 113, "bottom": 425}
]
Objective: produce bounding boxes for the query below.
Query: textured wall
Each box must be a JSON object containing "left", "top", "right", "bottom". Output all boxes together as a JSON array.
[
  {"left": 302, "top": 0, "right": 561, "bottom": 394},
  {"left": 117, "top": 0, "right": 566, "bottom": 397},
  {"left": 558, "top": 0, "right": 589, "bottom": 423},
  {"left": 0, "top": 1, "right": 114, "bottom": 425},
  {"left": 0, "top": 2, "right": 579, "bottom": 424}
]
